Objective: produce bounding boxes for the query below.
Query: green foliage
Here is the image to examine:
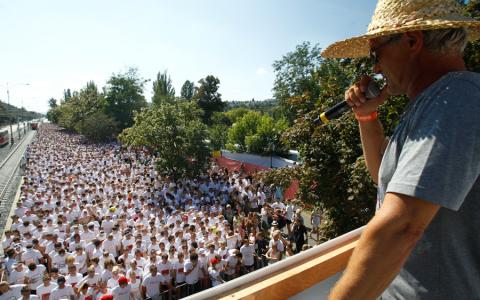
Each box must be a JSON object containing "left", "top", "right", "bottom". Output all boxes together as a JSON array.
[
  {"left": 104, "top": 68, "right": 147, "bottom": 130},
  {"left": 48, "top": 98, "right": 57, "bottom": 108},
  {"left": 0, "top": 101, "right": 43, "bottom": 126},
  {"left": 152, "top": 70, "right": 176, "bottom": 106},
  {"left": 224, "top": 108, "right": 251, "bottom": 124},
  {"left": 463, "top": 1, "right": 480, "bottom": 72},
  {"left": 267, "top": 41, "right": 413, "bottom": 239},
  {"left": 272, "top": 42, "right": 323, "bottom": 123},
  {"left": 209, "top": 124, "right": 229, "bottom": 151},
  {"left": 227, "top": 111, "right": 261, "bottom": 151},
  {"left": 63, "top": 89, "right": 72, "bottom": 102},
  {"left": 210, "top": 111, "right": 232, "bottom": 127},
  {"left": 119, "top": 101, "right": 210, "bottom": 180},
  {"left": 225, "top": 99, "right": 282, "bottom": 119},
  {"left": 226, "top": 111, "right": 288, "bottom": 155},
  {"left": 181, "top": 80, "right": 195, "bottom": 100},
  {"left": 75, "top": 112, "right": 118, "bottom": 142},
  {"left": 194, "top": 75, "right": 224, "bottom": 124}
]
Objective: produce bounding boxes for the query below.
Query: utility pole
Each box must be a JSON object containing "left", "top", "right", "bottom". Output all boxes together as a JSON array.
[{"left": 6, "top": 83, "right": 14, "bottom": 145}]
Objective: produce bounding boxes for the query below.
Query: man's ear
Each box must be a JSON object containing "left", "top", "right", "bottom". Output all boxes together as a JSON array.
[{"left": 405, "top": 31, "right": 424, "bottom": 54}]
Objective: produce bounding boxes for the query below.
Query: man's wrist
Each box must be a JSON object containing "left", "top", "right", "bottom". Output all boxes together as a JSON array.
[{"left": 355, "top": 111, "right": 378, "bottom": 122}]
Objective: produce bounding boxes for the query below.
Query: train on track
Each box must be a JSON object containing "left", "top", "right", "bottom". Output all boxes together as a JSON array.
[{"left": 0, "top": 130, "right": 10, "bottom": 146}]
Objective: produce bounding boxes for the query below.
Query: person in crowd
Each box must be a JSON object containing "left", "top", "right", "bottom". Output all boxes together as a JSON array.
[
  {"left": 49, "top": 276, "right": 75, "bottom": 300},
  {"left": 19, "top": 285, "right": 39, "bottom": 300},
  {"left": 141, "top": 265, "right": 165, "bottom": 300},
  {"left": 309, "top": 207, "right": 322, "bottom": 243},
  {"left": 0, "top": 281, "right": 24, "bottom": 300},
  {"left": 208, "top": 258, "right": 225, "bottom": 287},
  {"left": 36, "top": 275, "right": 57, "bottom": 300},
  {"left": 291, "top": 217, "right": 309, "bottom": 253},
  {"left": 111, "top": 276, "right": 135, "bottom": 300},
  {"left": 184, "top": 253, "right": 201, "bottom": 296}
]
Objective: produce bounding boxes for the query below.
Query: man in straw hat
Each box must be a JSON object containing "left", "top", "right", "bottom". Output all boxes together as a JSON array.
[{"left": 323, "top": 0, "right": 480, "bottom": 299}]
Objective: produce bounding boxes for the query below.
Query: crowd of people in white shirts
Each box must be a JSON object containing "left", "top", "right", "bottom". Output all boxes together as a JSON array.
[{"left": 0, "top": 124, "right": 313, "bottom": 300}]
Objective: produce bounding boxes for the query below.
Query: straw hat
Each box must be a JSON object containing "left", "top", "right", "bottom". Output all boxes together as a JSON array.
[{"left": 322, "top": 0, "right": 480, "bottom": 58}]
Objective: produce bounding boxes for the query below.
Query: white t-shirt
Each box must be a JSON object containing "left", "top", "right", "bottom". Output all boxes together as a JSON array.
[
  {"left": 73, "top": 253, "right": 87, "bottom": 273},
  {"left": 8, "top": 270, "right": 26, "bottom": 284},
  {"left": 208, "top": 267, "right": 223, "bottom": 287},
  {"left": 157, "top": 261, "right": 172, "bottom": 280},
  {"left": 226, "top": 234, "right": 239, "bottom": 250},
  {"left": 269, "top": 239, "right": 285, "bottom": 252},
  {"left": 25, "top": 265, "right": 47, "bottom": 290},
  {"left": 142, "top": 273, "right": 165, "bottom": 297},
  {"left": 184, "top": 261, "right": 200, "bottom": 284},
  {"left": 49, "top": 285, "right": 75, "bottom": 300},
  {"left": 225, "top": 256, "right": 238, "bottom": 275},
  {"left": 171, "top": 260, "right": 184, "bottom": 283},
  {"left": 36, "top": 283, "right": 57, "bottom": 300},
  {"left": 0, "top": 284, "right": 24, "bottom": 300},
  {"left": 22, "top": 249, "right": 43, "bottom": 265},
  {"left": 102, "top": 239, "right": 118, "bottom": 257},
  {"left": 65, "top": 273, "right": 83, "bottom": 288},
  {"left": 240, "top": 244, "right": 255, "bottom": 266},
  {"left": 112, "top": 285, "right": 132, "bottom": 300}
]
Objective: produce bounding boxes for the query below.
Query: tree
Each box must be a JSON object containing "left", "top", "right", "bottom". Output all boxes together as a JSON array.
[
  {"left": 152, "top": 70, "right": 176, "bottom": 106},
  {"left": 48, "top": 98, "right": 58, "bottom": 108},
  {"left": 63, "top": 89, "right": 72, "bottom": 103},
  {"left": 272, "top": 42, "right": 323, "bottom": 123},
  {"left": 226, "top": 111, "right": 288, "bottom": 155},
  {"left": 104, "top": 68, "right": 147, "bottom": 130},
  {"left": 181, "top": 80, "right": 195, "bottom": 100},
  {"left": 209, "top": 124, "right": 229, "bottom": 151},
  {"left": 193, "top": 75, "right": 224, "bottom": 124},
  {"left": 76, "top": 112, "right": 118, "bottom": 142},
  {"left": 119, "top": 101, "right": 210, "bottom": 180},
  {"left": 258, "top": 44, "right": 411, "bottom": 239},
  {"left": 224, "top": 108, "right": 251, "bottom": 124}
]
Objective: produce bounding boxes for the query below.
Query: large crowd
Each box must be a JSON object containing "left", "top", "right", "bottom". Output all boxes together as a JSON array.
[{"left": 0, "top": 124, "right": 321, "bottom": 300}]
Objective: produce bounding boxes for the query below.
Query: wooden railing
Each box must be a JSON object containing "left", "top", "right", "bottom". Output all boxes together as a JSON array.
[{"left": 184, "top": 226, "right": 364, "bottom": 300}]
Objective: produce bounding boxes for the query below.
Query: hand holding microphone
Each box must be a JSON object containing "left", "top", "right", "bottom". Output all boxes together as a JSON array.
[{"left": 317, "top": 76, "right": 388, "bottom": 124}]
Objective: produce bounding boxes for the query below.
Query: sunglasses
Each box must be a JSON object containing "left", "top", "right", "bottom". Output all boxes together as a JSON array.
[{"left": 369, "top": 34, "right": 402, "bottom": 65}]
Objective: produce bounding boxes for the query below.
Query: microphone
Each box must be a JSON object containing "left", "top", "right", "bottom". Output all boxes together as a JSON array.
[{"left": 317, "top": 81, "right": 380, "bottom": 124}]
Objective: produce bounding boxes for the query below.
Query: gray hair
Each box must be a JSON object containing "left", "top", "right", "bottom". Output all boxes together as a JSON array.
[{"left": 422, "top": 28, "right": 468, "bottom": 55}]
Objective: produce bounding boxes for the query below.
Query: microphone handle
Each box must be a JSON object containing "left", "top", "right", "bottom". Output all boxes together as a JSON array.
[
  {"left": 319, "top": 101, "right": 349, "bottom": 124},
  {"left": 318, "top": 81, "right": 380, "bottom": 124}
]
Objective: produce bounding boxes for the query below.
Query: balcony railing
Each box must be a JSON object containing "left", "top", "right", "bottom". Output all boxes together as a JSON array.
[{"left": 184, "top": 226, "right": 364, "bottom": 300}]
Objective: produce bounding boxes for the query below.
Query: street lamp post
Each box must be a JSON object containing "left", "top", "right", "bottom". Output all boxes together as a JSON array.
[{"left": 5, "top": 82, "right": 30, "bottom": 145}]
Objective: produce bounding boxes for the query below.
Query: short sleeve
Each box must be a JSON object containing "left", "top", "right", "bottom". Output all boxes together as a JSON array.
[{"left": 387, "top": 79, "right": 480, "bottom": 210}]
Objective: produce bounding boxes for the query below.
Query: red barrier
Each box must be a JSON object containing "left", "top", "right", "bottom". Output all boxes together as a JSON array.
[
  {"left": 214, "top": 157, "right": 298, "bottom": 200},
  {"left": 214, "top": 157, "right": 269, "bottom": 174},
  {"left": 283, "top": 179, "right": 299, "bottom": 200}
]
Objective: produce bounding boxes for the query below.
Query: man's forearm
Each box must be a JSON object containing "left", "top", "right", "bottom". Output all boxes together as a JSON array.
[
  {"left": 328, "top": 216, "right": 417, "bottom": 299},
  {"left": 358, "top": 120, "right": 386, "bottom": 184},
  {"left": 328, "top": 192, "right": 439, "bottom": 300}
]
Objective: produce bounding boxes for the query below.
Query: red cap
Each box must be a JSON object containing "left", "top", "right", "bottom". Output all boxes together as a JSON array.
[
  {"left": 100, "top": 295, "right": 114, "bottom": 300},
  {"left": 118, "top": 276, "right": 129, "bottom": 285},
  {"left": 210, "top": 258, "right": 219, "bottom": 265}
]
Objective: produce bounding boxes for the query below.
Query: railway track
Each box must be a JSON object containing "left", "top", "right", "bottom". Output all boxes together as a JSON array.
[{"left": 0, "top": 130, "right": 36, "bottom": 235}]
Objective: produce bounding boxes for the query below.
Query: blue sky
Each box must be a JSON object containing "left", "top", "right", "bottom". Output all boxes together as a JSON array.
[{"left": 0, "top": 0, "right": 377, "bottom": 113}]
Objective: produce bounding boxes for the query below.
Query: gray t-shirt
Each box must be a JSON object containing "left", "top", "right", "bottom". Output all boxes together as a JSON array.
[{"left": 377, "top": 71, "right": 480, "bottom": 300}]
